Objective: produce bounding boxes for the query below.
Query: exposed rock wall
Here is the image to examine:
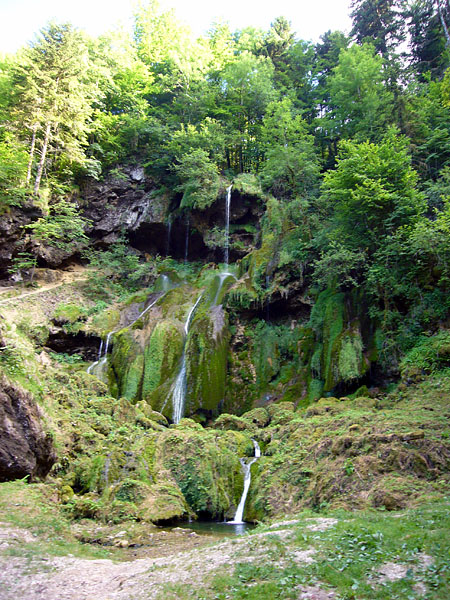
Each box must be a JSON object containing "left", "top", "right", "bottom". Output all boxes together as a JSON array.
[
  {"left": 0, "top": 375, "right": 56, "bottom": 481},
  {"left": 0, "top": 203, "right": 43, "bottom": 279}
]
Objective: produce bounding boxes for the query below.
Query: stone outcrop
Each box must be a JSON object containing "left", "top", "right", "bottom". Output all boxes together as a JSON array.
[
  {"left": 0, "top": 202, "right": 43, "bottom": 279},
  {"left": 0, "top": 375, "right": 56, "bottom": 481},
  {"left": 82, "top": 166, "right": 171, "bottom": 255}
]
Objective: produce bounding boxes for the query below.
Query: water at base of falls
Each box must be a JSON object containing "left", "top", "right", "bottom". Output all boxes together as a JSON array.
[
  {"left": 228, "top": 439, "right": 261, "bottom": 525},
  {"left": 162, "top": 521, "right": 256, "bottom": 537}
]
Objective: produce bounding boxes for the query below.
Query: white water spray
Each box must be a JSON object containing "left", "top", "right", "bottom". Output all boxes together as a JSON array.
[
  {"left": 170, "top": 294, "right": 203, "bottom": 424},
  {"left": 213, "top": 271, "right": 236, "bottom": 306},
  {"left": 224, "top": 185, "right": 232, "bottom": 266},
  {"left": 229, "top": 439, "right": 261, "bottom": 524},
  {"left": 87, "top": 294, "right": 163, "bottom": 376}
]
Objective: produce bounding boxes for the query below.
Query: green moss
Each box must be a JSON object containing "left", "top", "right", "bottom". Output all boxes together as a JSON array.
[
  {"left": 307, "top": 289, "right": 370, "bottom": 393},
  {"left": 185, "top": 305, "right": 230, "bottom": 415},
  {"left": 122, "top": 355, "right": 144, "bottom": 403},
  {"left": 110, "top": 328, "right": 144, "bottom": 402},
  {"left": 225, "top": 283, "right": 259, "bottom": 311},
  {"left": 137, "top": 481, "right": 189, "bottom": 523},
  {"left": 156, "top": 428, "right": 248, "bottom": 518},
  {"left": 336, "top": 331, "right": 365, "bottom": 384},
  {"left": 400, "top": 330, "right": 450, "bottom": 380},
  {"left": 90, "top": 308, "right": 121, "bottom": 334},
  {"left": 142, "top": 320, "right": 183, "bottom": 399},
  {"left": 352, "top": 385, "right": 370, "bottom": 398},
  {"left": 54, "top": 302, "right": 87, "bottom": 324}
]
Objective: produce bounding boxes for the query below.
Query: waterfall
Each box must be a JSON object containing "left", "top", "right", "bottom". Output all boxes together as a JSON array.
[
  {"left": 229, "top": 439, "right": 261, "bottom": 524},
  {"left": 87, "top": 294, "right": 163, "bottom": 375},
  {"left": 184, "top": 214, "right": 190, "bottom": 263},
  {"left": 87, "top": 331, "right": 113, "bottom": 375},
  {"left": 161, "top": 274, "right": 170, "bottom": 292},
  {"left": 213, "top": 271, "right": 236, "bottom": 306},
  {"left": 170, "top": 294, "right": 203, "bottom": 424},
  {"left": 166, "top": 217, "right": 172, "bottom": 256},
  {"left": 224, "top": 185, "right": 232, "bottom": 266},
  {"left": 129, "top": 294, "right": 163, "bottom": 327}
]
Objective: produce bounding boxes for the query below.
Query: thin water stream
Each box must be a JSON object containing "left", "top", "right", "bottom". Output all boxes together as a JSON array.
[
  {"left": 169, "top": 293, "right": 203, "bottom": 424},
  {"left": 87, "top": 292, "right": 166, "bottom": 376},
  {"left": 224, "top": 185, "right": 232, "bottom": 266},
  {"left": 229, "top": 439, "right": 261, "bottom": 524}
]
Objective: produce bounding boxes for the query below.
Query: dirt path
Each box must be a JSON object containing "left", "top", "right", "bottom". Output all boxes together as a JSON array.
[
  {"left": 0, "top": 270, "right": 87, "bottom": 306},
  {"left": 0, "top": 522, "right": 325, "bottom": 600}
]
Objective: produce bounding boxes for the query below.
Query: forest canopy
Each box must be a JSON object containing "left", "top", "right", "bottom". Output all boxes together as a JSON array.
[{"left": 1, "top": 0, "right": 449, "bottom": 367}]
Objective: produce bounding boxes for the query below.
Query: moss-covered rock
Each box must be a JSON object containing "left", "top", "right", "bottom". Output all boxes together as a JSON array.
[
  {"left": 155, "top": 426, "right": 249, "bottom": 519},
  {"left": 142, "top": 320, "right": 184, "bottom": 403},
  {"left": 306, "top": 288, "right": 372, "bottom": 395},
  {"left": 185, "top": 304, "right": 230, "bottom": 416}
]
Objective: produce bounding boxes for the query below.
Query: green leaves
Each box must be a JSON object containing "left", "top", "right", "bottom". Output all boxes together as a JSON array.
[
  {"left": 27, "top": 198, "right": 89, "bottom": 250},
  {"left": 0, "top": 133, "right": 28, "bottom": 211},
  {"left": 322, "top": 132, "right": 425, "bottom": 251},
  {"left": 175, "top": 148, "right": 220, "bottom": 210},
  {"left": 328, "top": 43, "right": 393, "bottom": 141}
]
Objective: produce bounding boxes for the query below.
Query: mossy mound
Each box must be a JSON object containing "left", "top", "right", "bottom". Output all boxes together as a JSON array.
[
  {"left": 155, "top": 426, "right": 249, "bottom": 519},
  {"left": 142, "top": 319, "right": 184, "bottom": 412},
  {"left": 242, "top": 372, "right": 450, "bottom": 520},
  {"left": 185, "top": 304, "right": 230, "bottom": 416}
]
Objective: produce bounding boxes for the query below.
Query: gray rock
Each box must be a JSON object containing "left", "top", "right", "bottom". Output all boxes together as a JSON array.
[{"left": 0, "top": 375, "right": 56, "bottom": 481}]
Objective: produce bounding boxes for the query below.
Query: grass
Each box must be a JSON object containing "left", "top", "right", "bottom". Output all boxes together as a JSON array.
[
  {"left": 154, "top": 501, "right": 450, "bottom": 599},
  {"left": 0, "top": 480, "right": 112, "bottom": 561}
]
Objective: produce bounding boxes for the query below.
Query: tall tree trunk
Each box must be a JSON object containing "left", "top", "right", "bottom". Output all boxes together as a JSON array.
[
  {"left": 26, "top": 124, "right": 38, "bottom": 186},
  {"left": 437, "top": 0, "right": 450, "bottom": 48},
  {"left": 34, "top": 122, "right": 51, "bottom": 195}
]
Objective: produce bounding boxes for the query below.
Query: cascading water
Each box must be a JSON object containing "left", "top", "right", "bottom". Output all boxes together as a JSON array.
[
  {"left": 166, "top": 217, "right": 172, "bottom": 256},
  {"left": 170, "top": 294, "right": 203, "bottom": 424},
  {"left": 224, "top": 185, "right": 232, "bottom": 266},
  {"left": 129, "top": 294, "right": 163, "bottom": 326},
  {"left": 229, "top": 439, "right": 261, "bottom": 524},
  {"left": 86, "top": 294, "right": 164, "bottom": 376},
  {"left": 213, "top": 271, "right": 236, "bottom": 306},
  {"left": 161, "top": 274, "right": 171, "bottom": 292},
  {"left": 87, "top": 331, "right": 113, "bottom": 375}
]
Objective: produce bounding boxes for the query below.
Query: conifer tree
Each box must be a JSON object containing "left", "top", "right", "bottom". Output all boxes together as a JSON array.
[
  {"left": 350, "top": 0, "right": 407, "bottom": 57},
  {"left": 11, "top": 23, "right": 96, "bottom": 193}
]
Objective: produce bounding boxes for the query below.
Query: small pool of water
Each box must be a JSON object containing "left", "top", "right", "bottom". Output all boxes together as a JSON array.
[{"left": 162, "top": 521, "right": 257, "bottom": 537}]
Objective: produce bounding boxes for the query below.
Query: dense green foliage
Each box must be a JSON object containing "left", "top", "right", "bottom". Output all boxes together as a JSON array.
[{"left": 0, "top": 0, "right": 449, "bottom": 395}]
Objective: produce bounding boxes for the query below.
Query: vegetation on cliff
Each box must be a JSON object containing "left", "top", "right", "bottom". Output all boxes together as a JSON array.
[{"left": 0, "top": 1, "right": 449, "bottom": 597}]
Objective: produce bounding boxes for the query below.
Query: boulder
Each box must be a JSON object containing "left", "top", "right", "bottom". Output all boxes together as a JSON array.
[{"left": 0, "top": 375, "right": 56, "bottom": 481}]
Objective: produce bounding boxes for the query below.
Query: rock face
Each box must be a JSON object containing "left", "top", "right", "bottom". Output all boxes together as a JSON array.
[
  {"left": 0, "top": 202, "right": 43, "bottom": 279},
  {"left": 0, "top": 375, "right": 56, "bottom": 481},
  {"left": 82, "top": 167, "right": 171, "bottom": 255}
]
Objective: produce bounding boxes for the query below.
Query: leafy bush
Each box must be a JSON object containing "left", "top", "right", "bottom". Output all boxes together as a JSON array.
[
  {"left": 84, "top": 239, "right": 160, "bottom": 299},
  {"left": 400, "top": 331, "right": 450, "bottom": 379},
  {"left": 175, "top": 149, "right": 220, "bottom": 210}
]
